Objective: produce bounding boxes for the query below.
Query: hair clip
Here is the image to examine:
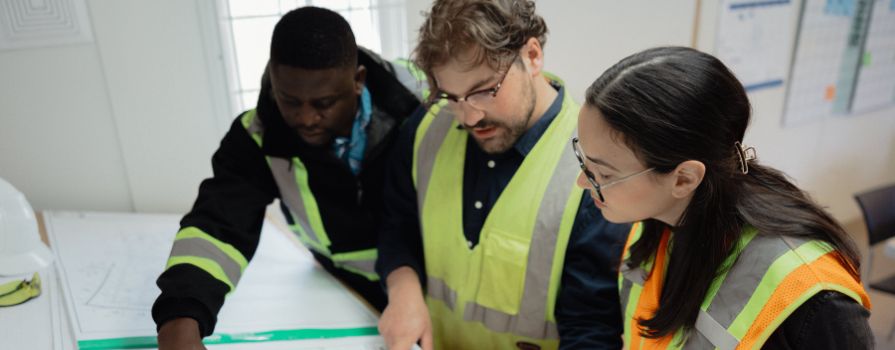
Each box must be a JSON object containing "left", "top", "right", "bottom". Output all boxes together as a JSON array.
[{"left": 734, "top": 141, "right": 757, "bottom": 174}]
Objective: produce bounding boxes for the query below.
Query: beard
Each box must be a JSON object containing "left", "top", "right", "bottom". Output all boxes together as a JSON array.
[
  {"left": 467, "top": 117, "right": 527, "bottom": 154},
  {"left": 465, "top": 82, "right": 537, "bottom": 155}
]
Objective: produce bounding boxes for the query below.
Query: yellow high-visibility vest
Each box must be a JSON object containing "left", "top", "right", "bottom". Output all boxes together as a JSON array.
[{"left": 413, "top": 76, "right": 582, "bottom": 349}]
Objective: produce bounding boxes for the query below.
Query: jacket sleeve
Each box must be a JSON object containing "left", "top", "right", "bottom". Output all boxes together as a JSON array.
[
  {"left": 151, "top": 115, "right": 278, "bottom": 336},
  {"left": 556, "top": 194, "right": 630, "bottom": 349},
  {"left": 763, "top": 290, "right": 873, "bottom": 349},
  {"left": 374, "top": 106, "right": 428, "bottom": 288}
]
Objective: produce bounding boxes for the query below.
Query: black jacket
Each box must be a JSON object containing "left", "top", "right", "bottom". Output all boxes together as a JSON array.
[
  {"left": 763, "top": 291, "right": 873, "bottom": 349},
  {"left": 152, "top": 48, "right": 421, "bottom": 336}
]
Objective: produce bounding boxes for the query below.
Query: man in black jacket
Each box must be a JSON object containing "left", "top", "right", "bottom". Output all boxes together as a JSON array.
[{"left": 152, "top": 7, "right": 424, "bottom": 349}]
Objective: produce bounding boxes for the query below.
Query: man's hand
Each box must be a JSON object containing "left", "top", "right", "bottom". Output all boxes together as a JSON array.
[
  {"left": 157, "top": 317, "right": 206, "bottom": 350},
  {"left": 378, "top": 267, "right": 433, "bottom": 350}
]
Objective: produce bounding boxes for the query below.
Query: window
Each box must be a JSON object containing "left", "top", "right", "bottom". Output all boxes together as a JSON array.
[{"left": 220, "top": 0, "right": 409, "bottom": 114}]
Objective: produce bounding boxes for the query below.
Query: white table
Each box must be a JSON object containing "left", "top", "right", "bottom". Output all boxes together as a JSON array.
[{"left": 0, "top": 211, "right": 385, "bottom": 350}]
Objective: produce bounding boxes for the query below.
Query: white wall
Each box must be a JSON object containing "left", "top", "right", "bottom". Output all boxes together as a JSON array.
[
  {"left": 0, "top": 0, "right": 227, "bottom": 213},
  {"left": 540, "top": 1, "right": 699, "bottom": 101},
  {"left": 1, "top": 0, "right": 892, "bottom": 225},
  {"left": 0, "top": 44, "right": 133, "bottom": 212}
]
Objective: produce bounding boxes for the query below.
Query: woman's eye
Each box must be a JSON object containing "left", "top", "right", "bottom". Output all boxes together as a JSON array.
[{"left": 596, "top": 171, "right": 612, "bottom": 180}]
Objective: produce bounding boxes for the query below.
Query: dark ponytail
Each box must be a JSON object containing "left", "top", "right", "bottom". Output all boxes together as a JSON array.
[
  {"left": 584, "top": 46, "right": 860, "bottom": 339},
  {"left": 737, "top": 163, "right": 860, "bottom": 277}
]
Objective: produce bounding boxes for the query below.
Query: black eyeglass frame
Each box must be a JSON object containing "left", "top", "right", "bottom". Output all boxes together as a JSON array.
[{"left": 571, "top": 137, "right": 655, "bottom": 203}]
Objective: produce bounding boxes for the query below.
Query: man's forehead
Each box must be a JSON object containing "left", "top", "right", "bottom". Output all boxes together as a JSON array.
[
  {"left": 432, "top": 57, "right": 500, "bottom": 95},
  {"left": 272, "top": 64, "right": 353, "bottom": 82},
  {"left": 271, "top": 65, "right": 353, "bottom": 94}
]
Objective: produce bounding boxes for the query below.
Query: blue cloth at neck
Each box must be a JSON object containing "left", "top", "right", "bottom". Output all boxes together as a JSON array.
[{"left": 332, "top": 86, "right": 372, "bottom": 175}]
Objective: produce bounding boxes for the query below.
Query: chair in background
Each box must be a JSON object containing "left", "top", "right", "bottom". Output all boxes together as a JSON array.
[{"left": 855, "top": 183, "right": 895, "bottom": 341}]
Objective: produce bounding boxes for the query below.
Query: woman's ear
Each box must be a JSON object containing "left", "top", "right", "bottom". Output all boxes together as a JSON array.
[{"left": 670, "top": 160, "right": 706, "bottom": 199}]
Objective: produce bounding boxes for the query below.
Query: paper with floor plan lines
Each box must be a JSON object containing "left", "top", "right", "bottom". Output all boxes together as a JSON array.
[{"left": 45, "top": 211, "right": 383, "bottom": 349}]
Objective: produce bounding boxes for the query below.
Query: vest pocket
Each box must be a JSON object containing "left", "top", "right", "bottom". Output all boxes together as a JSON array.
[{"left": 476, "top": 227, "right": 529, "bottom": 315}]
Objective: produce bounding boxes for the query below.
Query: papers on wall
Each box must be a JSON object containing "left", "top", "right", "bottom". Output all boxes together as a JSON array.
[
  {"left": 44, "top": 211, "right": 384, "bottom": 349},
  {"left": 715, "top": 0, "right": 894, "bottom": 126},
  {"left": 783, "top": 0, "right": 860, "bottom": 125},
  {"left": 716, "top": 0, "right": 797, "bottom": 92},
  {"left": 850, "top": 0, "right": 895, "bottom": 113},
  {"left": 782, "top": 0, "right": 895, "bottom": 126}
]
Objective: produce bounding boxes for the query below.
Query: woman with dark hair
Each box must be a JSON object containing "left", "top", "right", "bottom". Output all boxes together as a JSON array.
[{"left": 573, "top": 46, "right": 873, "bottom": 349}]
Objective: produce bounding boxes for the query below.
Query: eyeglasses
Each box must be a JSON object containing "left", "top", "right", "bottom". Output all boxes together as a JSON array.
[
  {"left": 571, "top": 137, "right": 654, "bottom": 203},
  {"left": 429, "top": 54, "right": 518, "bottom": 110}
]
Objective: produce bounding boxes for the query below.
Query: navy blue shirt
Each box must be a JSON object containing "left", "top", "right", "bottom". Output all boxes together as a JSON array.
[
  {"left": 376, "top": 83, "right": 630, "bottom": 349},
  {"left": 462, "top": 86, "right": 564, "bottom": 245}
]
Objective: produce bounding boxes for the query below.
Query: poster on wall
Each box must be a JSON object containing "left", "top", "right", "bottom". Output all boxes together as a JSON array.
[
  {"left": 782, "top": 0, "right": 879, "bottom": 126},
  {"left": 716, "top": 0, "right": 797, "bottom": 93},
  {"left": 850, "top": 0, "right": 895, "bottom": 114}
]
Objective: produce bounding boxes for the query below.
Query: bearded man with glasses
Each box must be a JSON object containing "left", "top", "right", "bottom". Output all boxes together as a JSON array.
[{"left": 375, "top": 1, "right": 630, "bottom": 349}]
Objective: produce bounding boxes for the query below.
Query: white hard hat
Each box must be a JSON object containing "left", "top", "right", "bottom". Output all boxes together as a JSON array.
[{"left": 0, "top": 178, "right": 53, "bottom": 276}]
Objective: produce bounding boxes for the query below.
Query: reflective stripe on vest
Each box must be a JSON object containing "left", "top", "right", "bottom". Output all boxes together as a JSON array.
[
  {"left": 166, "top": 227, "right": 249, "bottom": 293},
  {"left": 414, "top": 80, "right": 581, "bottom": 348},
  {"left": 619, "top": 224, "right": 871, "bottom": 350},
  {"left": 241, "top": 110, "right": 378, "bottom": 281},
  {"left": 617, "top": 222, "right": 644, "bottom": 338},
  {"left": 393, "top": 59, "right": 430, "bottom": 101}
]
